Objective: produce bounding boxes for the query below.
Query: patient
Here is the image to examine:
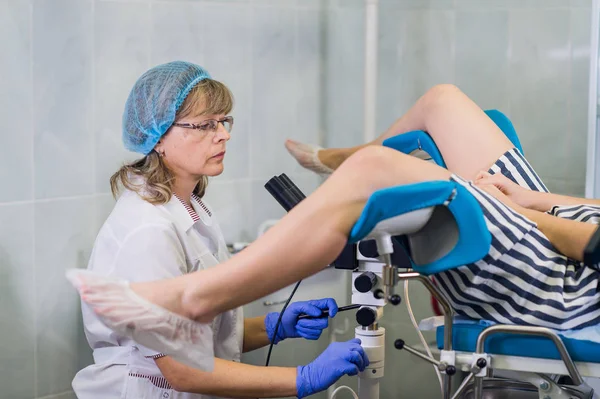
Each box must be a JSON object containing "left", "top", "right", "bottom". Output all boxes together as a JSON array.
[{"left": 68, "top": 84, "right": 600, "bottom": 370}]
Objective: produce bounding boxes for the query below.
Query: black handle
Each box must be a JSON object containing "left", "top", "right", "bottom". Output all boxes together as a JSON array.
[{"left": 297, "top": 304, "right": 361, "bottom": 320}]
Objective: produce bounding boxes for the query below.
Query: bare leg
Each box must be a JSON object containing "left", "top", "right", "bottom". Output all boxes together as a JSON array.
[
  {"left": 287, "top": 84, "right": 513, "bottom": 180},
  {"left": 70, "top": 147, "right": 451, "bottom": 333}
]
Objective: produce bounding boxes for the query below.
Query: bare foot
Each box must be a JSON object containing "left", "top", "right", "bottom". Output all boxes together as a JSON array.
[
  {"left": 284, "top": 139, "right": 334, "bottom": 176},
  {"left": 66, "top": 269, "right": 215, "bottom": 371}
]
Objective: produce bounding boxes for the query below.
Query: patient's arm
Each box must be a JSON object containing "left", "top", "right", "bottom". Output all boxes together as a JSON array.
[
  {"left": 477, "top": 183, "right": 596, "bottom": 262},
  {"left": 526, "top": 192, "right": 600, "bottom": 212},
  {"left": 476, "top": 171, "right": 600, "bottom": 212},
  {"left": 520, "top": 209, "right": 597, "bottom": 262}
]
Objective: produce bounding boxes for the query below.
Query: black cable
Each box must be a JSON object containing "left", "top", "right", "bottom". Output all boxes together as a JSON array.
[
  {"left": 263, "top": 174, "right": 306, "bottom": 366},
  {"left": 265, "top": 280, "right": 302, "bottom": 366}
]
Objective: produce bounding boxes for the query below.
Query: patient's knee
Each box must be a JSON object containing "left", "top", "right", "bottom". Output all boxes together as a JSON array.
[
  {"left": 422, "top": 84, "right": 463, "bottom": 107},
  {"left": 342, "top": 145, "right": 403, "bottom": 174}
]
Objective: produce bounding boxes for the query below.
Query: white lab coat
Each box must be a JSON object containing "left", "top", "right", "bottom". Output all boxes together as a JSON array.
[{"left": 72, "top": 189, "right": 244, "bottom": 399}]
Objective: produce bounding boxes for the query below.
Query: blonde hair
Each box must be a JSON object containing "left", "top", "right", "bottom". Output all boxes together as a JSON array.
[{"left": 110, "top": 79, "right": 234, "bottom": 205}]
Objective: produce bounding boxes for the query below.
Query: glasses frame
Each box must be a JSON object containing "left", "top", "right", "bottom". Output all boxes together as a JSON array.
[{"left": 173, "top": 116, "right": 234, "bottom": 134}]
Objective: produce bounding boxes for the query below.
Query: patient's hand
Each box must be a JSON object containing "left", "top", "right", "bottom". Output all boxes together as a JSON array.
[
  {"left": 475, "top": 171, "right": 538, "bottom": 210},
  {"left": 475, "top": 181, "right": 526, "bottom": 214}
]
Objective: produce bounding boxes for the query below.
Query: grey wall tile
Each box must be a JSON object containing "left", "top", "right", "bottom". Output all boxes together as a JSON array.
[
  {"left": 569, "top": 8, "right": 592, "bottom": 188},
  {"left": 151, "top": 2, "right": 204, "bottom": 67},
  {"left": 507, "top": 9, "right": 571, "bottom": 183},
  {"left": 391, "top": 10, "right": 455, "bottom": 115},
  {"left": 0, "top": 204, "right": 35, "bottom": 399},
  {"left": 249, "top": 178, "right": 286, "bottom": 240},
  {"left": 203, "top": 3, "right": 252, "bottom": 180},
  {"left": 456, "top": 0, "right": 571, "bottom": 8},
  {"left": 379, "top": 0, "right": 454, "bottom": 9},
  {"left": 294, "top": 8, "right": 325, "bottom": 174},
  {"left": 94, "top": 1, "right": 150, "bottom": 194},
  {"left": 455, "top": 10, "right": 509, "bottom": 111},
  {"left": 324, "top": 6, "right": 365, "bottom": 148},
  {"left": 35, "top": 198, "right": 95, "bottom": 397},
  {"left": 203, "top": 179, "right": 253, "bottom": 243},
  {"left": 33, "top": 0, "right": 93, "bottom": 199},
  {"left": 250, "top": 6, "right": 299, "bottom": 178},
  {"left": 0, "top": 1, "right": 32, "bottom": 202}
]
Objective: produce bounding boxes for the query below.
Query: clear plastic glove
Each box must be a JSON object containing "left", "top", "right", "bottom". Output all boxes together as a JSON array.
[
  {"left": 296, "top": 338, "right": 369, "bottom": 398},
  {"left": 265, "top": 298, "right": 338, "bottom": 344}
]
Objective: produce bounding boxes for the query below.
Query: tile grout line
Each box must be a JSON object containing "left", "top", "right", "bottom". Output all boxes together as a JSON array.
[{"left": 30, "top": 0, "right": 37, "bottom": 396}]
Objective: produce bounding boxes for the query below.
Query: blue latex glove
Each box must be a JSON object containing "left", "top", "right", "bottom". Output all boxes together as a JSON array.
[
  {"left": 265, "top": 298, "right": 338, "bottom": 344},
  {"left": 296, "top": 338, "right": 369, "bottom": 398}
]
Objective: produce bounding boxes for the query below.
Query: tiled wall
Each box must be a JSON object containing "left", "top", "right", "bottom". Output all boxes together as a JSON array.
[
  {"left": 0, "top": 0, "right": 323, "bottom": 398},
  {"left": 0, "top": 0, "right": 593, "bottom": 398},
  {"left": 327, "top": 0, "right": 593, "bottom": 196}
]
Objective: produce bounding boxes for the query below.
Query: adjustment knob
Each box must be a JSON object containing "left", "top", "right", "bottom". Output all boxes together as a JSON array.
[
  {"left": 356, "top": 307, "right": 377, "bottom": 327},
  {"left": 389, "top": 294, "right": 402, "bottom": 306},
  {"left": 394, "top": 339, "right": 405, "bottom": 350},
  {"left": 446, "top": 365, "right": 456, "bottom": 376},
  {"left": 476, "top": 358, "right": 487, "bottom": 368},
  {"left": 354, "top": 272, "right": 377, "bottom": 293},
  {"left": 358, "top": 240, "right": 379, "bottom": 259}
]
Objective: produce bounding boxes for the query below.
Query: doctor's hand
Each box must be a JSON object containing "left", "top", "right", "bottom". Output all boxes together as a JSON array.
[
  {"left": 264, "top": 298, "right": 338, "bottom": 344},
  {"left": 296, "top": 338, "right": 369, "bottom": 399}
]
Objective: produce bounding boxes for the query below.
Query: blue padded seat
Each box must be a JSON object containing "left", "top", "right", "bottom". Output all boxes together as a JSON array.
[
  {"left": 382, "top": 109, "right": 523, "bottom": 168},
  {"left": 348, "top": 180, "right": 491, "bottom": 275},
  {"left": 436, "top": 323, "right": 600, "bottom": 363}
]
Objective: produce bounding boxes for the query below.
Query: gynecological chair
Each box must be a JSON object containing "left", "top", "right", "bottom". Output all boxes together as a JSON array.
[{"left": 330, "top": 110, "right": 600, "bottom": 399}]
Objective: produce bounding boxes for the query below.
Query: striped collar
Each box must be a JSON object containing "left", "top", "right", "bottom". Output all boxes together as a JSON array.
[{"left": 166, "top": 193, "right": 213, "bottom": 231}]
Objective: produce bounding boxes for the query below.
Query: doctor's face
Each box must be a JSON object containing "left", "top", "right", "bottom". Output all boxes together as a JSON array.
[{"left": 158, "top": 112, "right": 233, "bottom": 179}]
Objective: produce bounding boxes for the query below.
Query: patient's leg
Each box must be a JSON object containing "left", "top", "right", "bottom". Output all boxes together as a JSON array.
[
  {"left": 287, "top": 84, "right": 513, "bottom": 181},
  {"left": 71, "top": 146, "right": 451, "bottom": 326}
]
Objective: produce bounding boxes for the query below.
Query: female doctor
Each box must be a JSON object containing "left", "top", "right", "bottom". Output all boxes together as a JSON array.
[{"left": 72, "top": 61, "right": 368, "bottom": 399}]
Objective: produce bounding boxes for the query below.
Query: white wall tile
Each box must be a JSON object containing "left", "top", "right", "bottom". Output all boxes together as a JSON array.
[
  {"left": 455, "top": 10, "right": 509, "bottom": 111},
  {"left": 250, "top": 6, "right": 298, "bottom": 178},
  {"left": 33, "top": 0, "right": 93, "bottom": 199},
  {"left": 203, "top": 179, "right": 253, "bottom": 243},
  {"left": 249, "top": 178, "right": 286, "bottom": 240},
  {"left": 379, "top": 0, "right": 454, "bottom": 9},
  {"left": 568, "top": 7, "right": 592, "bottom": 189},
  {"left": 150, "top": 2, "right": 204, "bottom": 67},
  {"left": 35, "top": 198, "right": 95, "bottom": 397},
  {"left": 397, "top": 10, "right": 455, "bottom": 111},
  {"left": 507, "top": 9, "right": 571, "bottom": 183},
  {"left": 324, "top": 6, "right": 365, "bottom": 148},
  {"left": 0, "top": 1, "right": 32, "bottom": 202},
  {"left": 95, "top": 193, "right": 116, "bottom": 235},
  {"left": 456, "top": 0, "right": 571, "bottom": 9},
  {"left": 94, "top": 1, "right": 150, "bottom": 194},
  {"left": 375, "top": 8, "right": 455, "bottom": 130},
  {"left": 294, "top": 8, "right": 325, "bottom": 173},
  {"left": 376, "top": 3, "right": 404, "bottom": 132},
  {"left": 203, "top": 3, "right": 252, "bottom": 180},
  {"left": 0, "top": 204, "right": 35, "bottom": 399}
]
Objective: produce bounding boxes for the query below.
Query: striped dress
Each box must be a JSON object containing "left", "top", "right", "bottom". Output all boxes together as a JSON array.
[{"left": 435, "top": 148, "right": 600, "bottom": 331}]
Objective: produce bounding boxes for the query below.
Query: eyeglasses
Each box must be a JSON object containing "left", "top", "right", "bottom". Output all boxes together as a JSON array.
[{"left": 173, "top": 116, "right": 234, "bottom": 134}]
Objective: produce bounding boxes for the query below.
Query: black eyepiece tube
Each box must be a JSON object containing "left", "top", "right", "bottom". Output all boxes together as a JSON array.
[
  {"left": 264, "top": 177, "right": 295, "bottom": 212},
  {"left": 278, "top": 173, "right": 306, "bottom": 202}
]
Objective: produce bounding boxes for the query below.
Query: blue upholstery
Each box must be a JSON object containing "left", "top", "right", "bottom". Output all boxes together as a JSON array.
[
  {"left": 382, "top": 109, "right": 523, "bottom": 167},
  {"left": 348, "top": 180, "right": 491, "bottom": 275},
  {"left": 436, "top": 323, "right": 600, "bottom": 363}
]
